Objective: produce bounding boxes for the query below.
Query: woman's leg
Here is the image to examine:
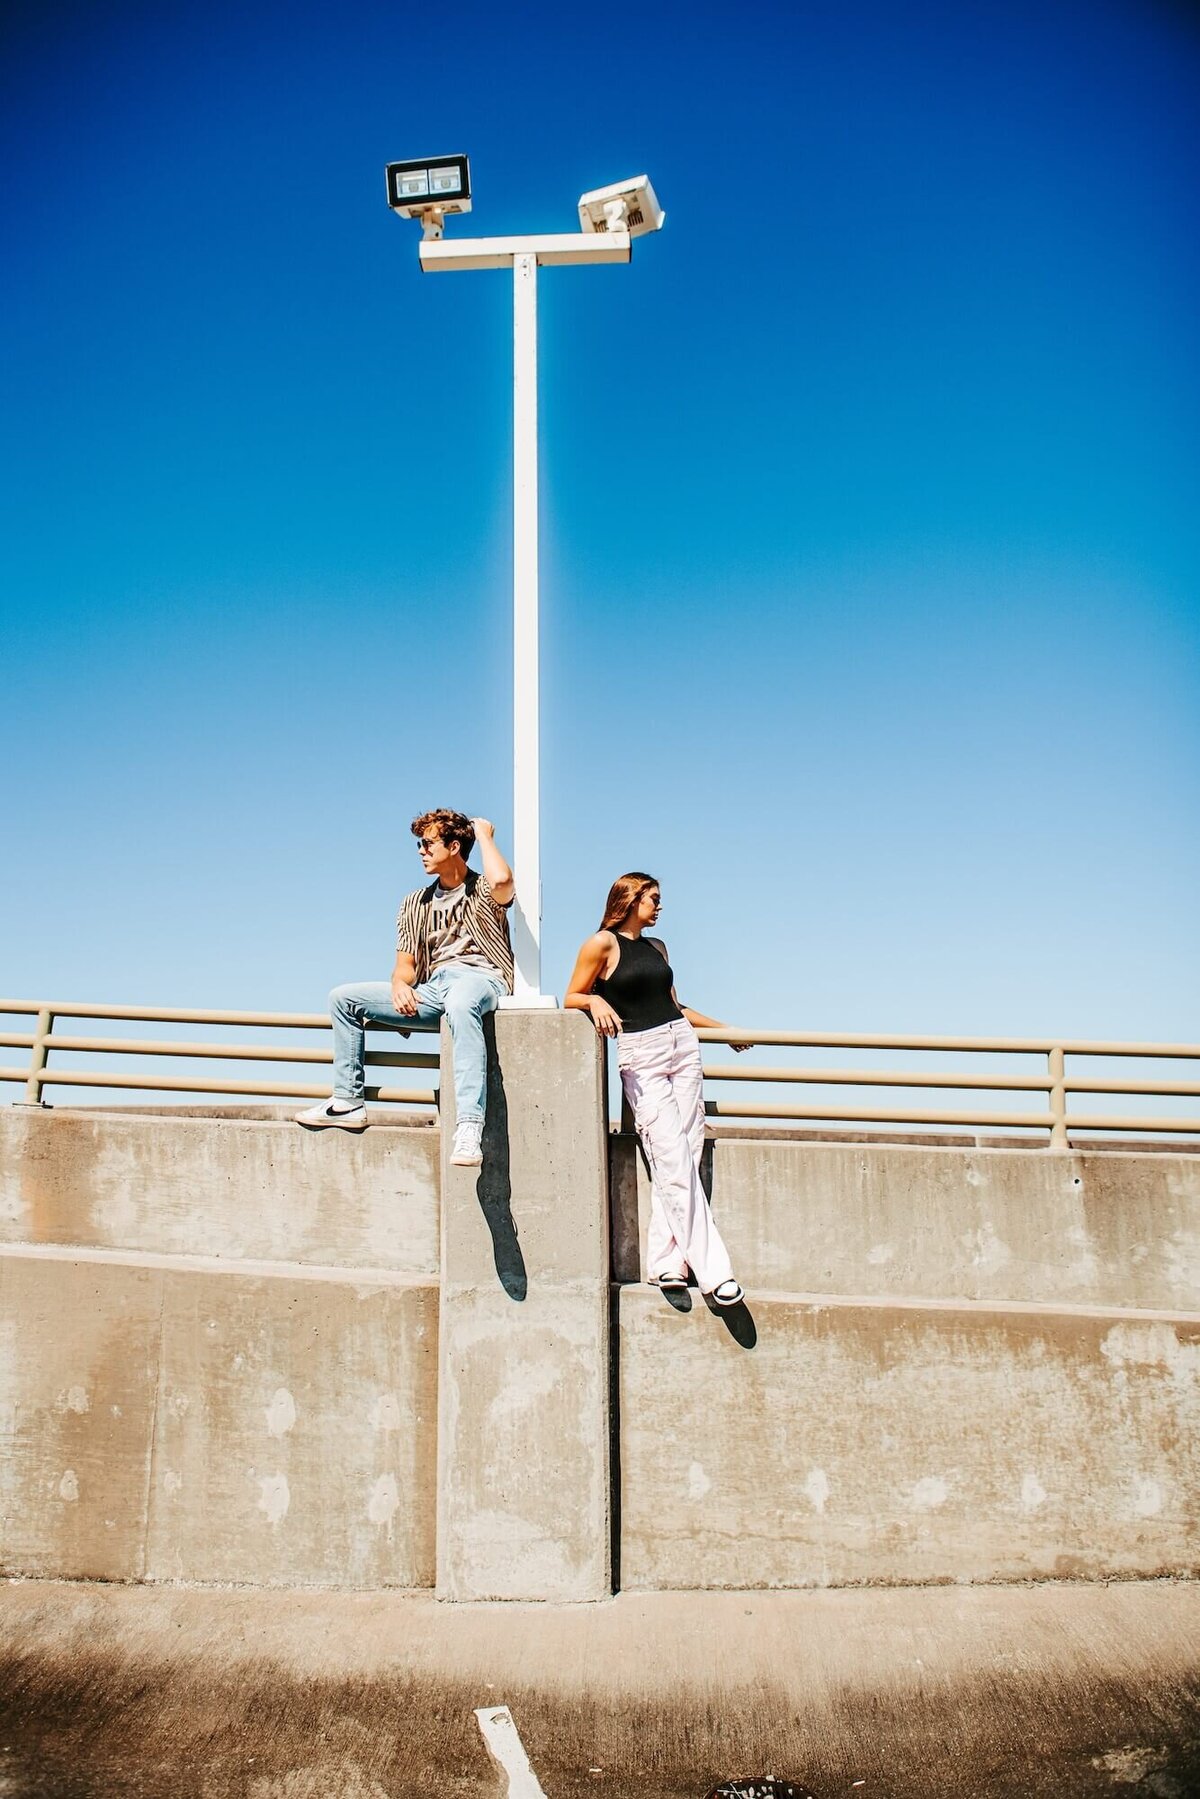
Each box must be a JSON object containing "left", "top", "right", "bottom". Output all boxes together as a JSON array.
[
  {"left": 669, "top": 1019, "right": 708, "bottom": 1171},
  {"left": 620, "top": 1022, "right": 734, "bottom": 1293},
  {"left": 661, "top": 1020, "right": 736, "bottom": 1293},
  {"left": 619, "top": 1028, "right": 685, "bottom": 1281},
  {"left": 638, "top": 1109, "right": 687, "bottom": 1282}
]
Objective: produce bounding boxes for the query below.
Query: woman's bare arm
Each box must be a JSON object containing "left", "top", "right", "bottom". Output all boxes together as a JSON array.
[{"left": 565, "top": 933, "right": 623, "bottom": 1037}]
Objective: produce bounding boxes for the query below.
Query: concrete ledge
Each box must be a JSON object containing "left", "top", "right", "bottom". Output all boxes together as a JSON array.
[
  {"left": 613, "top": 1135, "right": 1200, "bottom": 1311},
  {"left": 0, "top": 1250, "right": 438, "bottom": 1588},
  {"left": 0, "top": 1108, "right": 440, "bottom": 1275},
  {"left": 617, "top": 1286, "right": 1200, "bottom": 1589}
]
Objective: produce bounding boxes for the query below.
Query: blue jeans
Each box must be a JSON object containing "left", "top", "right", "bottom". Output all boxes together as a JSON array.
[{"left": 330, "top": 966, "right": 506, "bottom": 1122}]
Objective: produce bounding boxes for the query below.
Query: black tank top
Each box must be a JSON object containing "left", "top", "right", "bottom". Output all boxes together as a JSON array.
[{"left": 594, "top": 933, "right": 683, "bottom": 1034}]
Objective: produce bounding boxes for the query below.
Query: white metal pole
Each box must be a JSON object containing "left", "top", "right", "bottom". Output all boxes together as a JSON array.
[
  {"left": 418, "top": 228, "right": 629, "bottom": 1005},
  {"left": 511, "top": 251, "right": 541, "bottom": 998}
]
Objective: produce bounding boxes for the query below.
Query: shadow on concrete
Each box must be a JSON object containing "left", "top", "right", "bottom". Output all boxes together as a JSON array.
[
  {"left": 699, "top": 1137, "right": 714, "bottom": 1201},
  {"left": 477, "top": 1015, "right": 526, "bottom": 1301},
  {"left": 702, "top": 1289, "right": 758, "bottom": 1349},
  {"left": 4, "top": 1627, "right": 1199, "bottom": 1799},
  {"left": 608, "top": 1131, "right": 642, "bottom": 1282},
  {"left": 608, "top": 1284, "right": 623, "bottom": 1594},
  {"left": 707, "top": 1783, "right": 815, "bottom": 1798}
]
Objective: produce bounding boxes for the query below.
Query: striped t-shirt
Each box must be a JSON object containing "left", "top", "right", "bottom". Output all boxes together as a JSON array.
[{"left": 395, "top": 870, "right": 515, "bottom": 994}]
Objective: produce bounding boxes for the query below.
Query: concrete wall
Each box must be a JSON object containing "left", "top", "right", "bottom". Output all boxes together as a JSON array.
[
  {"left": 2, "top": 1034, "right": 1199, "bottom": 1596},
  {"left": 0, "top": 1249, "right": 438, "bottom": 1587},
  {"left": 0, "top": 1108, "right": 441, "bottom": 1588},
  {"left": 0, "top": 1012, "right": 612, "bottom": 1599},
  {"left": 613, "top": 1133, "right": 1200, "bottom": 1587},
  {"left": 618, "top": 1289, "right": 1200, "bottom": 1589}
]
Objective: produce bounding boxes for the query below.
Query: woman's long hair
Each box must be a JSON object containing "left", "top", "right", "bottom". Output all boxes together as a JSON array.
[{"left": 599, "top": 872, "right": 658, "bottom": 932}]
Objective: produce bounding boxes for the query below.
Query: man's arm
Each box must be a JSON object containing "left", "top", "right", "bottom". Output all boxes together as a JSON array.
[
  {"left": 393, "top": 891, "right": 421, "bottom": 1015},
  {"left": 391, "top": 950, "right": 419, "bottom": 1015},
  {"left": 471, "top": 817, "right": 515, "bottom": 906}
]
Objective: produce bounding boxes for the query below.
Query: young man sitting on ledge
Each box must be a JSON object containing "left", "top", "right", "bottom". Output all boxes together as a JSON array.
[{"left": 296, "top": 809, "right": 515, "bottom": 1165}]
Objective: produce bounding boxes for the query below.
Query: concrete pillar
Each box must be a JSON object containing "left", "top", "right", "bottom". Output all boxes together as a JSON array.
[{"left": 436, "top": 1009, "right": 611, "bottom": 1601}]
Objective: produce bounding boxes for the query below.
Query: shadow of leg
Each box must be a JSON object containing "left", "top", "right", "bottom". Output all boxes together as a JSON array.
[
  {"left": 609, "top": 1133, "right": 643, "bottom": 1284},
  {"left": 700, "top": 1292, "right": 758, "bottom": 1349},
  {"left": 476, "top": 1014, "right": 527, "bottom": 1301},
  {"left": 706, "top": 1780, "right": 816, "bottom": 1798}
]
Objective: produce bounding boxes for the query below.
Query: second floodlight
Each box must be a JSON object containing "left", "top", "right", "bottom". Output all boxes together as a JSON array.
[{"left": 577, "top": 175, "right": 665, "bottom": 238}]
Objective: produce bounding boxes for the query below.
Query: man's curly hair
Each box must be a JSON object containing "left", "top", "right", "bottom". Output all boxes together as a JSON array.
[{"left": 411, "top": 808, "right": 475, "bottom": 859}]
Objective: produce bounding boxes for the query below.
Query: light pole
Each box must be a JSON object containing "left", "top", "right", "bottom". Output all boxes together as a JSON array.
[{"left": 387, "top": 160, "right": 665, "bottom": 1000}]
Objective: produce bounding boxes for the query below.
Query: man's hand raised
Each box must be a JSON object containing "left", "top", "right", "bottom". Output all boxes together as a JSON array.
[{"left": 471, "top": 816, "right": 515, "bottom": 905}]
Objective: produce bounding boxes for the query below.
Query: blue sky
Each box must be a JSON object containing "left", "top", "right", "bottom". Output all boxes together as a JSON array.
[{"left": 2, "top": 0, "right": 1197, "bottom": 1073}]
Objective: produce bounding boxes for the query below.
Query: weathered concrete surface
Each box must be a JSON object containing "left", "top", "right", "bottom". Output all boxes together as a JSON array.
[
  {"left": 618, "top": 1286, "right": 1200, "bottom": 1590},
  {"left": 0, "top": 1248, "right": 438, "bottom": 1588},
  {"left": 0, "top": 1255, "right": 160, "bottom": 1581},
  {"left": 0, "top": 1108, "right": 439, "bottom": 1274},
  {"left": 4, "top": 1079, "right": 1199, "bottom": 1602},
  {"left": 145, "top": 1266, "right": 438, "bottom": 1587},
  {"left": 1, "top": 1577, "right": 1197, "bottom": 1797},
  {"left": 612, "top": 1133, "right": 1200, "bottom": 1310},
  {"left": 436, "top": 1010, "right": 611, "bottom": 1601}
]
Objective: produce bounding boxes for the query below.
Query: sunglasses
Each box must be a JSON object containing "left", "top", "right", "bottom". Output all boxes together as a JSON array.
[{"left": 417, "top": 836, "right": 443, "bottom": 852}]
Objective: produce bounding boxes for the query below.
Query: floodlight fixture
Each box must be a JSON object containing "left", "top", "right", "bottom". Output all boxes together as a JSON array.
[
  {"left": 385, "top": 154, "right": 471, "bottom": 239},
  {"left": 577, "top": 175, "right": 665, "bottom": 239}
]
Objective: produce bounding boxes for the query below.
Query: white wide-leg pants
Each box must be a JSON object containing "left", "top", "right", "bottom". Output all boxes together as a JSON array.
[{"left": 617, "top": 1017, "right": 735, "bottom": 1295}]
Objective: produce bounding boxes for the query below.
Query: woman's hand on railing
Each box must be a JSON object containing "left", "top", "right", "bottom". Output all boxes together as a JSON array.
[{"left": 685, "top": 1007, "right": 753, "bottom": 1052}]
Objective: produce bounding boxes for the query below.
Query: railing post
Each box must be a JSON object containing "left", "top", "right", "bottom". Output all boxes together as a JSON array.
[
  {"left": 23, "top": 1007, "right": 53, "bottom": 1106},
  {"left": 1048, "top": 1045, "right": 1067, "bottom": 1149}
]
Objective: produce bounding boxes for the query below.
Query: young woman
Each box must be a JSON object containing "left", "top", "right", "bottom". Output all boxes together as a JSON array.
[{"left": 565, "top": 872, "right": 747, "bottom": 1306}]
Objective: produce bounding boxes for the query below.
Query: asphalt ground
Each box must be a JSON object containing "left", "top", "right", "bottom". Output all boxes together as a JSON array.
[{"left": 1, "top": 1577, "right": 1198, "bottom": 1798}]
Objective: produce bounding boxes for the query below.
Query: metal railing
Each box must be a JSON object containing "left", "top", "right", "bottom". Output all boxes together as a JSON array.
[
  {"left": 694, "top": 1028, "right": 1200, "bottom": 1147},
  {"left": 0, "top": 999, "right": 439, "bottom": 1110},
  {"left": 2, "top": 1000, "right": 1198, "bottom": 1146}
]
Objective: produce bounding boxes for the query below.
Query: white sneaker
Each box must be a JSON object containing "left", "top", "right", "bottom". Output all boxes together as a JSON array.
[
  {"left": 295, "top": 1098, "right": 368, "bottom": 1130},
  {"left": 450, "top": 1119, "right": 484, "bottom": 1166}
]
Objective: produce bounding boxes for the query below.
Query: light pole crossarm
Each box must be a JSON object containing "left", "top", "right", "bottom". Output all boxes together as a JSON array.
[{"left": 419, "top": 231, "right": 631, "bottom": 273}]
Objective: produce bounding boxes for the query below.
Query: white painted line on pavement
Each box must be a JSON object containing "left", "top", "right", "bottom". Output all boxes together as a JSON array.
[{"left": 474, "top": 1705, "right": 548, "bottom": 1798}]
